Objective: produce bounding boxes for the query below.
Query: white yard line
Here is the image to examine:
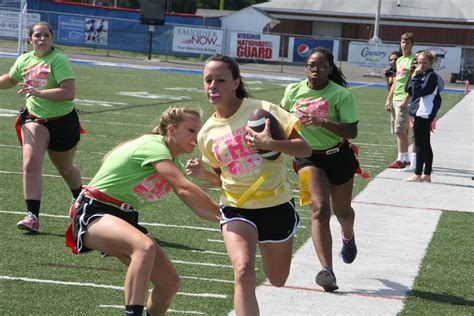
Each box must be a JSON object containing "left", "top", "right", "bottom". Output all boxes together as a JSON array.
[
  {"left": 0, "top": 275, "right": 227, "bottom": 299},
  {"left": 99, "top": 304, "right": 206, "bottom": 314}
]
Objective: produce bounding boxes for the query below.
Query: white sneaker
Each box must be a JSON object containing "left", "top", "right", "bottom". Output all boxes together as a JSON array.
[{"left": 402, "top": 164, "right": 416, "bottom": 172}]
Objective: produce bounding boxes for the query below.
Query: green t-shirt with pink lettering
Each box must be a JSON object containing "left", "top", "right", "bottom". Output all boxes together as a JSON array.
[
  {"left": 9, "top": 48, "right": 75, "bottom": 118},
  {"left": 88, "top": 134, "right": 183, "bottom": 208},
  {"left": 281, "top": 79, "right": 359, "bottom": 150}
]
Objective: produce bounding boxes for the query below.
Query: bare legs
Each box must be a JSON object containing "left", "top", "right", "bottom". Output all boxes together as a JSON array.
[
  {"left": 21, "top": 122, "right": 82, "bottom": 202},
  {"left": 222, "top": 220, "right": 294, "bottom": 316},
  {"left": 84, "top": 215, "right": 180, "bottom": 315},
  {"left": 301, "top": 166, "right": 355, "bottom": 270},
  {"left": 396, "top": 130, "right": 409, "bottom": 155}
]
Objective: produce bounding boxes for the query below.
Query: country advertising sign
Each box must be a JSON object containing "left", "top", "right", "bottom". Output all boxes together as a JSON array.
[
  {"left": 172, "top": 26, "right": 223, "bottom": 54},
  {"left": 229, "top": 32, "right": 280, "bottom": 60},
  {"left": 348, "top": 42, "right": 462, "bottom": 73},
  {"left": 288, "top": 37, "right": 339, "bottom": 63},
  {"left": 348, "top": 42, "right": 399, "bottom": 68}
]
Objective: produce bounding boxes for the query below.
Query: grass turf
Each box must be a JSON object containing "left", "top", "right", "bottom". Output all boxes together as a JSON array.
[{"left": 0, "top": 57, "right": 471, "bottom": 314}]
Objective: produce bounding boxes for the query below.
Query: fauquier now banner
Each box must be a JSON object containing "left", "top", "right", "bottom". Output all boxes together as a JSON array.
[
  {"left": 172, "top": 26, "right": 223, "bottom": 54},
  {"left": 288, "top": 37, "right": 340, "bottom": 63},
  {"left": 229, "top": 32, "right": 280, "bottom": 60}
]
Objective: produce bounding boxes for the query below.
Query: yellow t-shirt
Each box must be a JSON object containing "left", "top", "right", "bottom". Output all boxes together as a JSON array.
[{"left": 198, "top": 98, "right": 300, "bottom": 208}]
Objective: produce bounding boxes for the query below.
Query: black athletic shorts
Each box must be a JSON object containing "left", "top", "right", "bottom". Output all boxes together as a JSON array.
[
  {"left": 73, "top": 197, "right": 148, "bottom": 253},
  {"left": 220, "top": 199, "right": 300, "bottom": 243},
  {"left": 295, "top": 141, "right": 357, "bottom": 185},
  {"left": 19, "top": 109, "right": 80, "bottom": 151}
]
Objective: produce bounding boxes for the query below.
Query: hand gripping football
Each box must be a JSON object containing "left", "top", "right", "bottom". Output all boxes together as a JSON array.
[{"left": 247, "top": 108, "right": 284, "bottom": 160}]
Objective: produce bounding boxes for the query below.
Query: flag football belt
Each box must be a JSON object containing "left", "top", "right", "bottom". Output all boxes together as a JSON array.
[
  {"left": 223, "top": 171, "right": 289, "bottom": 207},
  {"left": 14, "top": 109, "right": 86, "bottom": 146},
  {"left": 14, "top": 111, "right": 65, "bottom": 145},
  {"left": 80, "top": 186, "right": 134, "bottom": 212},
  {"left": 25, "top": 112, "right": 66, "bottom": 123},
  {"left": 312, "top": 139, "right": 347, "bottom": 155},
  {"left": 66, "top": 186, "right": 133, "bottom": 255}
]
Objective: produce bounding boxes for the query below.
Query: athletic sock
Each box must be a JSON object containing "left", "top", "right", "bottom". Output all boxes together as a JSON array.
[
  {"left": 401, "top": 152, "right": 409, "bottom": 162},
  {"left": 25, "top": 199, "right": 41, "bottom": 218},
  {"left": 125, "top": 305, "right": 144, "bottom": 315},
  {"left": 397, "top": 153, "right": 403, "bottom": 161},
  {"left": 410, "top": 153, "right": 417, "bottom": 166},
  {"left": 323, "top": 265, "right": 333, "bottom": 272},
  {"left": 70, "top": 185, "right": 83, "bottom": 199}
]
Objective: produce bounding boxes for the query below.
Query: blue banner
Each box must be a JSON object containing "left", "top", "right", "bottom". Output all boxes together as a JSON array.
[
  {"left": 58, "top": 16, "right": 109, "bottom": 45},
  {"left": 292, "top": 38, "right": 334, "bottom": 63},
  {"left": 58, "top": 16, "right": 85, "bottom": 44}
]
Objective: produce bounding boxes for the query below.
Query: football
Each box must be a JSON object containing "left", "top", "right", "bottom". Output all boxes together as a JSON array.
[{"left": 247, "top": 108, "right": 284, "bottom": 160}]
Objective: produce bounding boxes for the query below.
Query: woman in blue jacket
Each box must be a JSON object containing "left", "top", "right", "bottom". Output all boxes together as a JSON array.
[{"left": 405, "top": 50, "right": 442, "bottom": 182}]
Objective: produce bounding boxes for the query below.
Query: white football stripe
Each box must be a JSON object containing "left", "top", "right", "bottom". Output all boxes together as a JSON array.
[{"left": 247, "top": 117, "right": 266, "bottom": 127}]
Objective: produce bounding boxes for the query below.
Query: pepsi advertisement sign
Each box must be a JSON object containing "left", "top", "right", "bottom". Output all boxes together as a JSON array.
[{"left": 289, "top": 38, "right": 338, "bottom": 63}]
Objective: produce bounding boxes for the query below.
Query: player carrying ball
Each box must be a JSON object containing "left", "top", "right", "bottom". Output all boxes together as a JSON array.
[{"left": 186, "top": 54, "right": 311, "bottom": 316}]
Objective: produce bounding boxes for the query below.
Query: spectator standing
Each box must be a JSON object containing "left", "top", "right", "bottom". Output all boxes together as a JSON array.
[
  {"left": 405, "top": 51, "right": 442, "bottom": 182},
  {"left": 385, "top": 33, "right": 415, "bottom": 169},
  {"left": 384, "top": 51, "right": 402, "bottom": 91}
]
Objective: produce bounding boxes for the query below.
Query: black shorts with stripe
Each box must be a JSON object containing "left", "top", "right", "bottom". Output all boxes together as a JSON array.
[
  {"left": 220, "top": 199, "right": 300, "bottom": 243},
  {"left": 73, "top": 197, "right": 148, "bottom": 253},
  {"left": 295, "top": 142, "right": 357, "bottom": 185},
  {"left": 19, "top": 109, "right": 80, "bottom": 151}
]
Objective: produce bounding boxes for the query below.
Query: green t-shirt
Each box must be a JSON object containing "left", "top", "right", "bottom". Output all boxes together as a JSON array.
[
  {"left": 393, "top": 54, "right": 414, "bottom": 101},
  {"left": 9, "top": 48, "right": 75, "bottom": 118},
  {"left": 88, "top": 134, "right": 183, "bottom": 208},
  {"left": 281, "top": 79, "right": 359, "bottom": 150}
]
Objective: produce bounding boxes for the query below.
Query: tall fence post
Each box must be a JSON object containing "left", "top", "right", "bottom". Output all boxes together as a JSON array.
[{"left": 17, "top": 0, "right": 27, "bottom": 55}]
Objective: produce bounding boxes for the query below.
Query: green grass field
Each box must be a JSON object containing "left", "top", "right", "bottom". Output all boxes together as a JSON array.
[{"left": 0, "top": 57, "right": 472, "bottom": 315}]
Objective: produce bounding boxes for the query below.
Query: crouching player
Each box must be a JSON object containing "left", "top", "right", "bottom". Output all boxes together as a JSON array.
[{"left": 66, "top": 107, "right": 220, "bottom": 316}]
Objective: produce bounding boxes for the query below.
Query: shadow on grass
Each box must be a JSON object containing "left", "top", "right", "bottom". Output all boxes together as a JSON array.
[
  {"left": 152, "top": 237, "right": 204, "bottom": 252},
  {"left": 407, "top": 289, "right": 474, "bottom": 307},
  {"left": 20, "top": 231, "right": 65, "bottom": 238}
]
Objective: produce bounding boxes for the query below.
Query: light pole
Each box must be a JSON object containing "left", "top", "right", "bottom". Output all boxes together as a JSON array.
[{"left": 370, "top": 0, "right": 382, "bottom": 43}]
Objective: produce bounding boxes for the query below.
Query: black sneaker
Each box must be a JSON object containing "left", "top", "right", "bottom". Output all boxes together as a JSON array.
[
  {"left": 340, "top": 233, "right": 357, "bottom": 264},
  {"left": 315, "top": 267, "right": 339, "bottom": 292}
]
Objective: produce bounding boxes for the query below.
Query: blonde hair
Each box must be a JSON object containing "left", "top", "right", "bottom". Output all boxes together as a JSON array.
[
  {"left": 102, "top": 106, "right": 200, "bottom": 162},
  {"left": 151, "top": 106, "right": 200, "bottom": 136},
  {"left": 417, "top": 50, "right": 436, "bottom": 63}
]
